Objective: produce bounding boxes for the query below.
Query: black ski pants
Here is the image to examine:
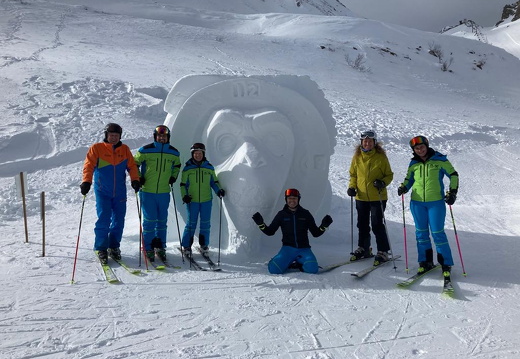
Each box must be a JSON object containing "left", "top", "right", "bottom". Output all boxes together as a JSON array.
[{"left": 355, "top": 199, "right": 390, "bottom": 253}]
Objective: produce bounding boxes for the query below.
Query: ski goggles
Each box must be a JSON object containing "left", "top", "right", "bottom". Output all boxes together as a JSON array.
[
  {"left": 284, "top": 188, "right": 300, "bottom": 198},
  {"left": 360, "top": 130, "right": 376, "bottom": 140},
  {"left": 155, "top": 125, "right": 170, "bottom": 135},
  {"left": 409, "top": 136, "right": 428, "bottom": 148}
]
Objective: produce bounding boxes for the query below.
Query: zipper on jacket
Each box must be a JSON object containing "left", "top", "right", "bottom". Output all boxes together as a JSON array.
[
  {"left": 155, "top": 144, "right": 164, "bottom": 194},
  {"left": 112, "top": 145, "right": 116, "bottom": 198},
  {"left": 421, "top": 163, "right": 426, "bottom": 201},
  {"left": 292, "top": 212, "right": 299, "bottom": 248}
]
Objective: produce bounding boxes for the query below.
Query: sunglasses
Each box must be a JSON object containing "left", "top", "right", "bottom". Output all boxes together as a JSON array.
[
  {"left": 360, "top": 131, "right": 376, "bottom": 139},
  {"left": 285, "top": 188, "right": 300, "bottom": 198}
]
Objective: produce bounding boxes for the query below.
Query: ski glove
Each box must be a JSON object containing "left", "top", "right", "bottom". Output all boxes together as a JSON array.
[
  {"left": 252, "top": 212, "right": 264, "bottom": 226},
  {"left": 445, "top": 190, "right": 457, "bottom": 205},
  {"left": 169, "top": 176, "right": 176, "bottom": 185},
  {"left": 131, "top": 180, "right": 141, "bottom": 193},
  {"left": 397, "top": 185, "right": 408, "bottom": 196},
  {"left": 347, "top": 187, "right": 357, "bottom": 197},
  {"left": 217, "top": 189, "right": 225, "bottom": 198},
  {"left": 319, "top": 215, "right": 333, "bottom": 231},
  {"left": 80, "top": 182, "right": 91, "bottom": 196},
  {"left": 183, "top": 195, "right": 192, "bottom": 204},
  {"left": 373, "top": 179, "right": 386, "bottom": 190},
  {"left": 139, "top": 177, "right": 146, "bottom": 185}
]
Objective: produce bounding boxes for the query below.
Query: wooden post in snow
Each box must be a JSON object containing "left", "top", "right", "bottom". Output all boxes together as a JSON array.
[
  {"left": 19, "top": 172, "right": 29, "bottom": 243},
  {"left": 41, "top": 191, "right": 46, "bottom": 257}
]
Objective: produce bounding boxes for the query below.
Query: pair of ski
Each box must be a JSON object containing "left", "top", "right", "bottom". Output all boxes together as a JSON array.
[
  {"left": 178, "top": 247, "right": 222, "bottom": 272},
  {"left": 397, "top": 265, "right": 455, "bottom": 297},
  {"left": 319, "top": 255, "right": 399, "bottom": 275},
  {"left": 95, "top": 251, "right": 180, "bottom": 283},
  {"left": 318, "top": 254, "right": 376, "bottom": 274},
  {"left": 147, "top": 255, "right": 181, "bottom": 271},
  {"left": 95, "top": 250, "right": 143, "bottom": 284}
]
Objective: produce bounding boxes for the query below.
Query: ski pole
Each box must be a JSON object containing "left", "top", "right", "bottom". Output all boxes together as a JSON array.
[
  {"left": 218, "top": 196, "right": 223, "bottom": 266},
  {"left": 401, "top": 194, "right": 409, "bottom": 272},
  {"left": 135, "top": 192, "right": 149, "bottom": 270},
  {"left": 70, "top": 195, "right": 86, "bottom": 284},
  {"left": 448, "top": 204, "right": 467, "bottom": 276},
  {"left": 185, "top": 201, "right": 193, "bottom": 269},
  {"left": 171, "top": 186, "right": 184, "bottom": 263},
  {"left": 378, "top": 190, "right": 397, "bottom": 270},
  {"left": 350, "top": 196, "right": 354, "bottom": 256}
]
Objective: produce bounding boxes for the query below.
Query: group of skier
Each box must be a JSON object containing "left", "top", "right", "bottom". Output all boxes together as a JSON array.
[
  {"left": 80, "top": 123, "right": 459, "bottom": 280},
  {"left": 345, "top": 130, "right": 458, "bottom": 281},
  {"left": 81, "top": 123, "right": 224, "bottom": 266}
]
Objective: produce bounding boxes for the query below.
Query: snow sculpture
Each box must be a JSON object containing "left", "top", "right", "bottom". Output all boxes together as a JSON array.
[{"left": 164, "top": 75, "right": 336, "bottom": 254}]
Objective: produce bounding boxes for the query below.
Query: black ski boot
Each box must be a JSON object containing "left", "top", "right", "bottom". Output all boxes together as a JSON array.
[
  {"left": 97, "top": 250, "right": 108, "bottom": 265},
  {"left": 108, "top": 247, "right": 121, "bottom": 261}
]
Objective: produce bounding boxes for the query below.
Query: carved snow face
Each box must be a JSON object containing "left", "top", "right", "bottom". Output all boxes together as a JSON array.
[
  {"left": 204, "top": 109, "right": 295, "bottom": 231},
  {"left": 163, "top": 75, "right": 336, "bottom": 253}
]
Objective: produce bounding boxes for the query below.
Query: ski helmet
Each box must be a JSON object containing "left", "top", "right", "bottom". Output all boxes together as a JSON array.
[
  {"left": 284, "top": 188, "right": 301, "bottom": 201},
  {"left": 190, "top": 143, "right": 206, "bottom": 153},
  {"left": 154, "top": 125, "right": 170, "bottom": 141},
  {"left": 409, "top": 135, "right": 429, "bottom": 149},
  {"left": 360, "top": 130, "right": 377, "bottom": 144},
  {"left": 104, "top": 123, "right": 122, "bottom": 140}
]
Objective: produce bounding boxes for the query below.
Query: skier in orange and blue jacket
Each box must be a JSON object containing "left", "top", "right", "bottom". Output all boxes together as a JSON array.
[{"left": 80, "top": 123, "right": 140, "bottom": 263}]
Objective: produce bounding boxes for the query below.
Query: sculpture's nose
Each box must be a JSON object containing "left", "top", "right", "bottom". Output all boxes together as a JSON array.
[{"left": 236, "top": 140, "right": 266, "bottom": 169}]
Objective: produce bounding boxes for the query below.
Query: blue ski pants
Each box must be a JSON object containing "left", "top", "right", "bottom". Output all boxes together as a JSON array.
[
  {"left": 410, "top": 199, "right": 454, "bottom": 266},
  {"left": 94, "top": 191, "right": 127, "bottom": 251},
  {"left": 268, "top": 246, "right": 319, "bottom": 274},
  {"left": 181, "top": 200, "right": 212, "bottom": 248},
  {"left": 140, "top": 191, "right": 170, "bottom": 250}
]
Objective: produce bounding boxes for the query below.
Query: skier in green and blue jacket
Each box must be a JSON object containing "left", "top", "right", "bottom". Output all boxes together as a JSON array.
[
  {"left": 180, "top": 143, "right": 225, "bottom": 257},
  {"left": 134, "top": 125, "right": 181, "bottom": 262},
  {"left": 398, "top": 135, "right": 459, "bottom": 278}
]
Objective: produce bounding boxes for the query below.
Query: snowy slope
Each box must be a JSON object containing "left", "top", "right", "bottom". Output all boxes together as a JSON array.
[{"left": 1, "top": 0, "right": 520, "bottom": 358}]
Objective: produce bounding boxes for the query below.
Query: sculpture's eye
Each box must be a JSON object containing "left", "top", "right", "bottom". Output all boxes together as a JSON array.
[
  {"left": 205, "top": 109, "right": 243, "bottom": 166},
  {"left": 216, "top": 133, "right": 237, "bottom": 158},
  {"left": 252, "top": 111, "right": 294, "bottom": 158}
]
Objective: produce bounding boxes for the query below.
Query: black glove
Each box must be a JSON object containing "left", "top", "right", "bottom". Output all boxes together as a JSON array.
[
  {"left": 131, "top": 180, "right": 141, "bottom": 193},
  {"left": 397, "top": 185, "right": 408, "bottom": 196},
  {"left": 252, "top": 212, "right": 264, "bottom": 226},
  {"left": 445, "top": 190, "right": 457, "bottom": 205},
  {"left": 183, "top": 195, "right": 192, "bottom": 204},
  {"left": 139, "top": 177, "right": 146, "bottom": 185},
  {"left": 320, "top": 215, "right": 333, "bottom": 230},
  {"left": 373, "top": 179, "right": 386, "bottom": 190},
  {"left": 80, "top": 182, "right": 91, "bottom": 196},
  {"left": 347, "top": 187, "right": 357, "bottom": 197},
  {"left": 217, "top": 189, "right": 225, "bottom": 198},
  {"left": 169, "top": 176, "right": 176, "bottom": 185}
]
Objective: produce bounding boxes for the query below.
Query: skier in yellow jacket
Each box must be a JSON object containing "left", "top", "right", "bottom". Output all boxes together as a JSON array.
[{"left": 347, "top": 130, "right": 393, "bottom": 265}]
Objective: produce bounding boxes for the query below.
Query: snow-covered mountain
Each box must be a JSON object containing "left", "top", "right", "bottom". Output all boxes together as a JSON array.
[{"left": 1, "top": 1, "right": 519, "bottom": 358}]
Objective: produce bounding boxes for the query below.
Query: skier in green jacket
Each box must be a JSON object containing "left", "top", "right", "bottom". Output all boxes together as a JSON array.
[
  {"left": 134, "top": 125, "right": 181, "bottom": 262},
  {"left": 180, "top": 143, "right": 225, "bottom": 258},
  {"left": 398, "top": 135, "right": 459, "bottom": 279}
]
